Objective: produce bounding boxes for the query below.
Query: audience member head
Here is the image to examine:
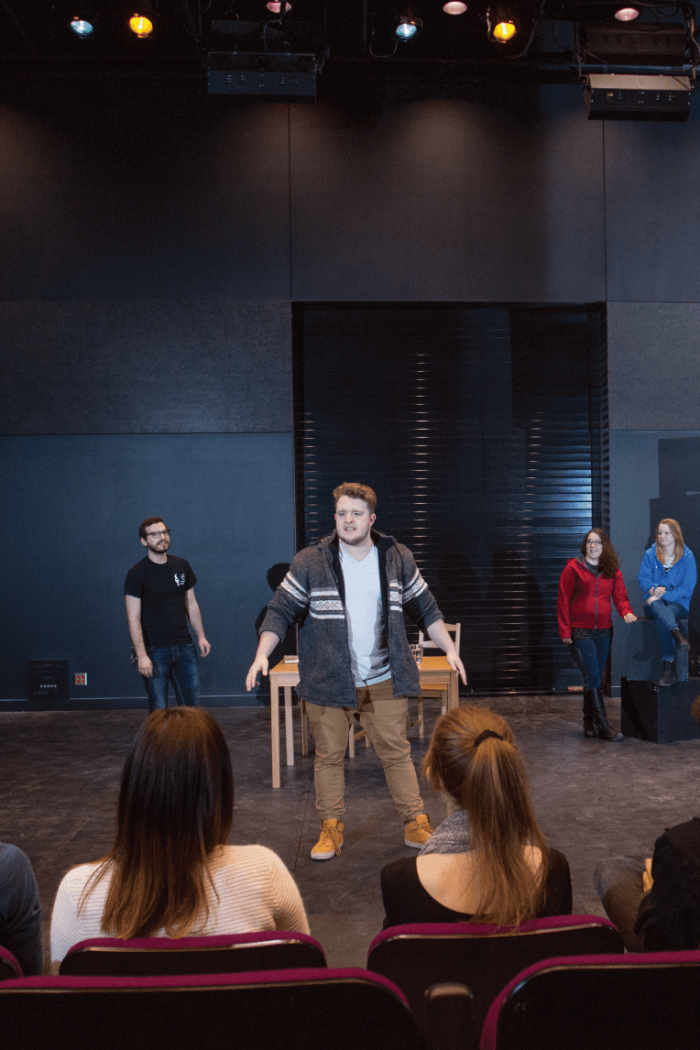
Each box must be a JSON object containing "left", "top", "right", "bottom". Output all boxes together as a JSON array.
[
  {"left": 580, "top": 528, "right": 620, "bottom": 578},
  {"left": 655, "top": 518, "right": 684, "bottom": 564},
  {"left": 423, "top": 706, "right": 548, "bottom": 925},
  {"left": 86, "top": 708, "right": 233, "bottom": 939}
]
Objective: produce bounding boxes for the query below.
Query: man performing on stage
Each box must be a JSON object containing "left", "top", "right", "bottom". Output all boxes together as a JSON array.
[
  {"left": 246, "top": 483, "right": 466, "bottom": 861},
  {"left": 125, "top": 517, "right": 211, "bottom": 712}
]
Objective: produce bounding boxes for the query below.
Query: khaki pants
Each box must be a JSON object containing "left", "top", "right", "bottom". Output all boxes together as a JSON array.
[{"left": 305, "top": 678, "right": 424, "bottom": 822}]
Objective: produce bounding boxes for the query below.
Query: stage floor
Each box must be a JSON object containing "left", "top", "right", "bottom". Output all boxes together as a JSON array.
[{"left": 3, "top": 693, "right": 699, "bottom": 970}]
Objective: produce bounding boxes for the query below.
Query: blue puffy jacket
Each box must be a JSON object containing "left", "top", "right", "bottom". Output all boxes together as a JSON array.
[{"left": 638, "top": 545, "right": 697, "bottom": 613}]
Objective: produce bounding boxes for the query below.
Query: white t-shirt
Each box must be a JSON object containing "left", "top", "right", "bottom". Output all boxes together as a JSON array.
[
  {"left": 340, "top": 545, "right": 391, "bottom": 687},
  {"left": 50, "top": 843, "right": 309, "bottom": 971}
]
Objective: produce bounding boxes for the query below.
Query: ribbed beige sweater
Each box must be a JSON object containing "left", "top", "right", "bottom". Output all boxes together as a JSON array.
[{"left": 50, "top": 843, "right": 309, "bottom": 970}]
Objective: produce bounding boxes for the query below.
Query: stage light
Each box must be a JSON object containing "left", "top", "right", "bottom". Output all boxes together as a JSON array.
[
  {"left": 69, "top": 17, "right": 94, "bottom": 37},
  {"left": 443, "top": 1, "right": 467, "bottom": 12},
  {"left": 129, "top": 13, "right": 154, "bottom": 38},
  {"left": 488, "top": 4, "right": 518, "bottom": 42},
  {"left": 396, "top": 9, "right": 423, "bottom": 40},
  {"left": 614, "top": 5, "right": 640, "bottom": 19},
  {"left": 266, "top": 1, "right": 292, "bottom": 11},
  {"left": 492, "top": 20, "right": 516, "bottom": 40}
]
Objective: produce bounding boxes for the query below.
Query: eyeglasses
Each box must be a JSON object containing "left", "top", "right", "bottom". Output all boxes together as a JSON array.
[
  {"left": 586, "top": 539, "right": 603, "bottom": 546},
  {"left": 146, "top": 529, "right": 170, "bottom": 538}
]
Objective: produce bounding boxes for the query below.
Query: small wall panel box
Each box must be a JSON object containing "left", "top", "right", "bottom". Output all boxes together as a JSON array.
[{"left": 27, "top": 660, "right": 69, "bottom": 703}]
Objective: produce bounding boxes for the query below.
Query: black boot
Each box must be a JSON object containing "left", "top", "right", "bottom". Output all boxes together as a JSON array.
[
  {"left": 671, "top": 627, "right": 690, "bottom": 651},
  {"left": 658, "top": 660, "right": 677, "bottom": 687},
  {"left": 582, "top": 691, "right": 597, "bottom": 738},
  {"left": 589, "top": 688, "right": 623, "bottom": 741}
]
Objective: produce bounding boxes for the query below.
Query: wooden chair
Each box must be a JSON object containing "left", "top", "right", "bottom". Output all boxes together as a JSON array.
[
  {"left": 0, "top": 946, "right": 22, "bottom": 981},
  {"left": 367, "top": 915, "right": 623, "bottom": 1048},
  {"left": 0, "top": 967, "right": 425, "bottom": 1050},
  {"left": 414, "top": 622, "right": 461, "bottom": 738},
  {"left": 480, "top": 949, "right": 700, "bottom": 1050},
  {"left": 59, "top": 931, "right": 326, "bottom": 977}
]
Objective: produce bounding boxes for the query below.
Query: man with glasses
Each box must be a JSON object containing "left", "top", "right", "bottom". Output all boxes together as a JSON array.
[{"left": 124, "top": 517, "right": 211, "bottom": 711}]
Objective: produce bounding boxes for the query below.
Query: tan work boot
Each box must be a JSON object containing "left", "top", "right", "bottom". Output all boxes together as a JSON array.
[
  {"left": 310, "top": 818, "right": 344, "bottom": 861},
  {"left": 404, "top": 813, "right": 434, "bottom": 848}
]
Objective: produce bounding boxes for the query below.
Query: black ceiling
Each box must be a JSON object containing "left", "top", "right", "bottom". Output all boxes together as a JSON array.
[{"left": 0, "top": 0, "right": 696, "bottom": 85}]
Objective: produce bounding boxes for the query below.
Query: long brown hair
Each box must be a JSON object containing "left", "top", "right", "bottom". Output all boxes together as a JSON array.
[
  {"left": 82, "top": 708, "right": 234, "bottom": 938},
  {"left": 655, "top": 518, "right": 684, "bottom": 565},
  {"left": 580, "top": 528, "right": 619, "bottom": 578},
  {"left": 423, "top": 706, "right": 548, "bottom": 926}
]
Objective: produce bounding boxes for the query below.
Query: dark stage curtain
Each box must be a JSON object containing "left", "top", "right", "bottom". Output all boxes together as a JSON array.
[{"left": 293, "top": 303, "right": 608, "bottom": 694}]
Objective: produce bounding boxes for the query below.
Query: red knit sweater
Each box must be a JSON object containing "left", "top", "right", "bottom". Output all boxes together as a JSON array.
[{"left": 557, "top": 557, "right": 633, "bottom": 638}]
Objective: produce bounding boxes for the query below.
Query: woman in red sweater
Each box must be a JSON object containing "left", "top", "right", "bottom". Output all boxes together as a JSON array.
[{"left": 558, "top": 528, "right": 637, "bottom": 741}]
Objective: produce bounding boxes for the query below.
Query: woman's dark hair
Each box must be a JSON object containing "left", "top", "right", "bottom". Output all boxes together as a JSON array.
[
  {"left": 81, "top": 708, "right": 233, "bottom": 938},
  {"left": 422, "top": 706, "right": 548, "bottom": 926},
  {"left": 580, "top": 528, "right": 620, "bottom": 578}
]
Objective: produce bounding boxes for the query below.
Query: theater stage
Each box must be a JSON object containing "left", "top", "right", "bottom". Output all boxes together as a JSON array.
[{"left": 3, "top": 693, "right": 699, "bottom": 971}]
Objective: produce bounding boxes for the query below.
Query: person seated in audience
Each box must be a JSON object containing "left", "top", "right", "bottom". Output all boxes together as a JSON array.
[
  {"left": 380, "top": 706, "right": 572, "bottom": 927},
  {"left": 50, "top": 708, "right": 309, "bottom": 969},
  {"left": 594, "top": 696, "right": 700, "bottom": 952},
  {"left": 0, "top": 840, "right": 42, "bottom": 975}
]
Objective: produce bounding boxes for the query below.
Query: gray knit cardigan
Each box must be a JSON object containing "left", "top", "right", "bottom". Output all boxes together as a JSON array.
[{"left": 260, "top": 530, "right": 443, "bottom": 708}]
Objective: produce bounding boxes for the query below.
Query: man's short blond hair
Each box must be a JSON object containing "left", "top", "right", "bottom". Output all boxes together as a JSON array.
[{"left": 333, "top": 483, "right": 377, "bottom": 513}]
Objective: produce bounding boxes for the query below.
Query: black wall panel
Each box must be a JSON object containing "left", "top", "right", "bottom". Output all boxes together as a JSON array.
[
  {"left": 0, "top": 80, "right": 291, "bottom": 301},
  {"left": 607, "top": 301, "right": 700, "bottom": 432},
  {"left": 289, "top": 84, "right": 606, "bottom": 303},
  {"left": 0, "top": 434, "right": 294, "bottom": 704},
  {"left": 0, "top": 301, "right": 291, "bottom": 434},
  {"left": 605, "top": 105, "right": 700, "bottom": 303}
]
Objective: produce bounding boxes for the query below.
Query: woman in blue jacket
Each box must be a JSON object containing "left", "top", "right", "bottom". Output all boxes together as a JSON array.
[{"left": 639, "top": 519, "right": 696, "bottom": 687}]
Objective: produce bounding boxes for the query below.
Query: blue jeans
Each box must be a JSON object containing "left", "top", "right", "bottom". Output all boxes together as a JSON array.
[
  {"left": 143, "top": 643, "right": 200, "bottom": 712},
  {"left": 644, "top": 600, "right": 687, "bottom": 662},
  {"left": 569, "top": 629, "right": 610, "bottom": 691}
]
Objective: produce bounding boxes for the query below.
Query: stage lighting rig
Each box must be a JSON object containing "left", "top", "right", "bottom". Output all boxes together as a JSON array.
[
  {"left": 207, "top": 13, "right": 323, "bottom": 100},
  {"left": 395, "top": 6, "right": 423, "bottom": 40},
  {"left": 69, "top": 17, "right": 95, "bottom": 38},
  {"left": 584, "top": 72, "right": 692, "bottom": 119},
  {"left": 614, "top": 6, "right": 640, "bottom": 21},
  {"left": 487, "top": 3, "right": 519, "bottom": 42},
  {"left": 483, "top": 0, "right": 542, "bottom": 56},
  {"left": 129, "top": 13, "right": 154, "bottom": 38}
]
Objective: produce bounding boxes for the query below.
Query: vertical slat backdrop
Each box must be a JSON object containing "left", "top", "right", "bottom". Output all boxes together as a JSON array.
[{"left": 293, "top": 303, "right": 608, "bottom": 694}]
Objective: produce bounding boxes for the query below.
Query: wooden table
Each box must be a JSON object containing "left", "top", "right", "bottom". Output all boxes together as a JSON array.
[{"left": 267, "top": 655, "right": 460, "bottom": 789}]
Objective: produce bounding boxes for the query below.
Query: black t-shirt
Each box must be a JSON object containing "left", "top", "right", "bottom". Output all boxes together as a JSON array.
[
  {"left": 124, "top": 555, "right": 197, "bottom": 647},
  {"left": 380, "top": 848, "right": 572, "bottom": 928}
]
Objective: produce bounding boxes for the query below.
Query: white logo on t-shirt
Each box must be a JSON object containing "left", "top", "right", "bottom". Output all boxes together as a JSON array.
[{"left": 175, "top": 573, "right": 186, "bottom": 586}]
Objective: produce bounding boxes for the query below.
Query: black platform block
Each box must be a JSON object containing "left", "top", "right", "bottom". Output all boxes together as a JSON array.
[
  {"left": 619, "top": 619, "right": 689, "bottom": 684},
  {"left": 621, "top": 677, "right": 700, "bottom": 743}
]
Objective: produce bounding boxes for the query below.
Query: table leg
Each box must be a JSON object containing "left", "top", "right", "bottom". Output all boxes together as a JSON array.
[
  {"left": 301, "top": 698, "right": 308, "bottom": 756},
  {"left": 285, "top": 686, "right": 294, "bottom": 767},
  {"left": 270, "top": 679, "right": 280, "bottom": 789},
  {"left": 448, "top": 671, "right": 459, "bottom": 710}
]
